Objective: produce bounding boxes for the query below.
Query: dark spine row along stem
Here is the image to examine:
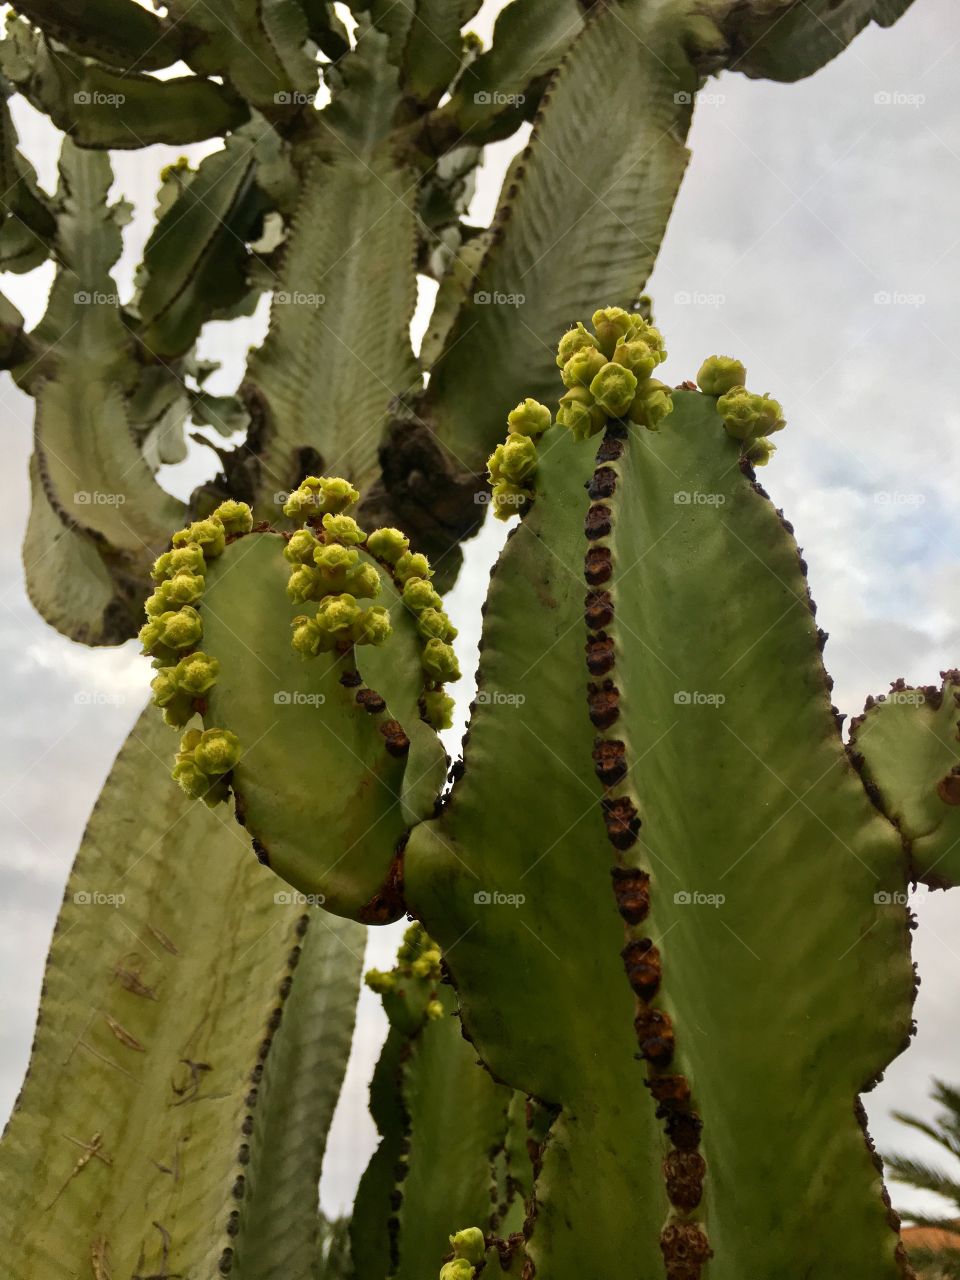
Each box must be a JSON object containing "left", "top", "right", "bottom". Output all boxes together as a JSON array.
[{"left": 583, "top": 422, "right": 712, "bottom": 1280}]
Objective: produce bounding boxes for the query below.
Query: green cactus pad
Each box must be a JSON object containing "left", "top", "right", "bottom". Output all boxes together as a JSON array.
[
  {"left": 187, "top": 529, "right": 447, "bottom": 919},
  {"left": 353, "top": 928, "right": 513, "bottom": 1280},
  {"left": 579, "top": 390, "right": 915, "bottom": 1276},
  {"left": 405, "top": 426, "right": 668, "bottom": 1280},
  {"left": 850, "top": 673, "right": 960, "bottom": 888},
  {"left": 0, "top": 707, "right": 363, "bottom": 1279},
  {"left": 408, "top": 387, "right": 918, "bottom": 1277}
]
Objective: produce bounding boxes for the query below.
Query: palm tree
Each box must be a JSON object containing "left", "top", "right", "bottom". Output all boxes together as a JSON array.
[{"left": 887, "top": 1080, "right": 960, "bottom": 1278}]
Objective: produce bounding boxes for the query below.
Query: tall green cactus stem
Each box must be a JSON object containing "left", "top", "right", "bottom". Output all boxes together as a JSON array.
[
  {"left": 144, "top": 485, "right": 449, "bottom": 919},
  {"left": 0, "top": 708, "right": 364, "bottom": 1279},
  {"left": 404, "top": 316, "right": 920, "bottom": 1278},
  {"left": 353, "top": 926, "right": 515, "bottom": 1280}
]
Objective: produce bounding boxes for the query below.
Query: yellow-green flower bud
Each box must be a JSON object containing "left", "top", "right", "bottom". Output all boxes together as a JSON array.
[
  {"left": 412, "top": 947, "right": 441, "bottom": 979},
  {"left": 322, "top": 512, "right": 367, "bottom": 546},
  {"left": 284, "top": 528, "right": 320, "bottom": 565},
  {"left": 395, "top": 551, "right": 433, "bottom": 584},
  {"left": 556, "top": 385, "right": 604, "bottom": 441},
  {"left": 355, "top": 604, "right": 392, "bottom": 647},
  {"left": 367, "top": 527, "right": 410, "bottom": 564},
  {"left": 346, "top": 562, "right": 381, "bottom": 600},
  {"left": 152, "top": 544, "right": 206, "bottom": 582},
  {"left": 422, "top": 638, "right": 461, "bottom": 684},
  {"left": 291, "top": 614, "right": 323, "bottom": 658},
  {"left": 743, "top": 436, "right": 776, "bottom": 466},
  {"left": 172, "top": 756, "right": 213, "bottom": 800},
  {"left": 450, "top": 1228, "right": 486, "bottom": 1265},
  {"left": 561, "top": 346, "right": 606, "bottom": 389},
  {"left": 364, "top": 968, "right": 397, "bottom": 995},
  {"left": 716, "top": 386, "right": 785, "bottom": 441},
  {"left": 174, "top": 651, "right": 219, "bottom": 696},
  {"left": 506, "top": 398, "right": 551, "bottom": 437},
  {"left": 159, "top": 607, "right": 203, "bottom": 650},
  {"left": 488, "top": 436, "right": 537, "bottom": 487},
  {"left": 212, "top": 500, "right": 253, "bottom": 535},
  {"left": 161, "top": 698, "right": 195, "bottom": 729},
  {"left": 287, "top": 564, "right": 323, "bottom": 603},
  {"left": 439, "top": 1261, "right": 474, "bottom": 1280},
  {"left": 139, "top": 617, "right": 164, "bottom": 654},
  {"left": 491, "top": 481, "right": 531, "bottom": 522},
  {"left": 316, "top": 594, "right": 362, "bottom": 644},
  {"left": 423, "top": 689, "right": 455, "bottom": 730},
  {"left": 556, "top": 321, "right": 599, "bottom": 368},
  {"left": 426, "top": 999, "right": 444, "bottom": 1021},
  {"left": 613, "top": 340, "right": 657, "bottom": 381},
  {"left": 418, "top": 608, "right": 458, "bottom": 643},
  {"left": 193, "top": 728, "right": 241, "bottom": 776},
  {"left": 592, "top": 306, "right": 637, "bottom": 356},
  {"left": 157, "top": 572, "right": 205, "bottom": 610},
  {"left": 314, "top": 543, "right": 359, "bottom": 576},
  {"left": 628, "top": 379, "right": 673, "bottom": 431},
  {"left": 697, "top": 355, "right": 746, "bottom": 397},
  {"left": 283, "top": 475, "right": 360, "bottom": 520},
  {"left": 144, "top": 589, "right": 169, "bottom": 619},
  {"left": 403, "top": 578, "right": 442, "bottom": 614},
  {"left": 150, "top": 667, "right": 180, "bottom": 708},
  {"left": 590, "top": 363, "right": 638, "bottom": 418},
  {"left": 172, "top": 518, "right": 225, "bottom": 559}
]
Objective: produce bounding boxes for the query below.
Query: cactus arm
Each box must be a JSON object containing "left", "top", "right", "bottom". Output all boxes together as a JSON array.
[
  {"left": 16, "top": 140, "right": 186, "bottom": 643},
  {"left": 353, "top": 932, "right": 514, "bottom": 1280},
  {"left": 0, "top": 86, "right": 55, "bottom": 273},
  {"left": 421, "top": 0, "right": 695, "bottom": 475},
  {"left": 22, "top": 453, "right": 139, "bottom": 644},
  {"left": 191, "top": 528, "right": 446, "bottom": 918},
  {"left": 241, "top": 150, "right": 419, "bottom": 508},
  {"left": 400, "top": 1, "right": 466, "bottom": 108},
  {"left": 0, "top": 706, "right": 361, "bottom": 1279},
  {"left": 0, "top": 20, "right": 247, "bottom": 148},
  {"left": 587, "top": 388, "right": 915, "bottom": 1276},
  {"left": 228, "top": 913, "right": 365, "bottom": 1279},
  {"left": 435, "top": 0, "right": 585, "bottom": 143},
  {"left": 166, "top": 0, "right": 318, "bottom": 109},
  {"left": 134, "top": 129, "right": 274, "bottom": 360},
  {"left": 8, "top": 0, "right": 186, "bottom": 71},
  {"left": 717, "top": 0, "right": 916, "bottom": 82},
  {"left": 849, "top": 674, "right": 960, "bottom": 889},
  {"left": 404, "top": 428, "right": 669, "bottom": 1280}
]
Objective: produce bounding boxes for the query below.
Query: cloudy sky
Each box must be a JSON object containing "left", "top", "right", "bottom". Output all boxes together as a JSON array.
[{"left": 0, "top": 0, "right": 958, "bottom": 1222}]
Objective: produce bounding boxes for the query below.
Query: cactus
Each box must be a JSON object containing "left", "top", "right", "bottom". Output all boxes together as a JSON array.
[{"left": 0, "top": 1, "right": 930, "bottom": 1277}]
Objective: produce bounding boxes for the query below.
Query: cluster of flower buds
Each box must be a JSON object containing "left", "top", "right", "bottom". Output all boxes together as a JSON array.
[
  {"left": 283, "top": 478, "right": 393, "bottom": 656},
  {"left": 486, "top": 397, "right": 552, "bottom": 522},
  {"left": 439, "top": 1227, "right": 486, "bottom": 1278},
  {"left": 554, "top": 307, "right": 673, "bottom": 439},
  {"left": 141, "top": 502, "right": 254, "bottom": 803},
  {"left": 284, "top": 478, "right": 460, "bottom": 731},
  {"left": 365, "top": 923, "right": 445, "bottom": 1022},
  {"left": 696, "top": 355, "right": 785, "bottom": 466},
  {"left": 172, "top": 727, "right": 242, "bottom": 808}
]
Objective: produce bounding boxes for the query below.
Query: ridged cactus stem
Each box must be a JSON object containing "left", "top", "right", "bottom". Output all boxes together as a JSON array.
[{"left": 582, "top": 415, "right": 711, "bottom": 1272}]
